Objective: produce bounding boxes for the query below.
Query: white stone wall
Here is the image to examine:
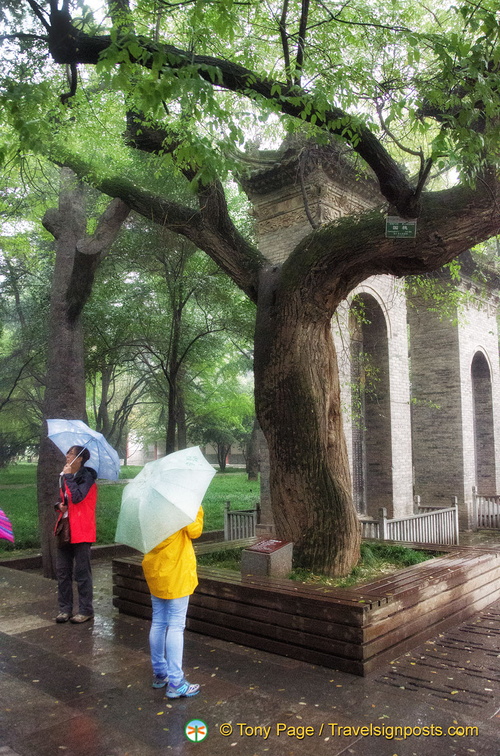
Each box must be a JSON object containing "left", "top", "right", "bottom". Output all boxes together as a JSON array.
[
  {"left": 457, "top": 295, "right": 500, "bottom": 524},
  {"left": 408, "top": 306, "right": 464, "bottom": 510}
]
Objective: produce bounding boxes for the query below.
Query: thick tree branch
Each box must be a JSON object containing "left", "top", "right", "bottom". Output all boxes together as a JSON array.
[
  {"left": 65, "top": 198, "right": 130, "bottom": 320},
  {"left": 26, "top": 0, "right": 51, "bottom": 32},
  {"left": 283, "top": 175, "right": 500, "bottom": 313},
  {"left": 56, "top": 153, "right": 264, "bottom": 302},
  {"left": 0, "top": 33, "right": 48, "bottom": 43},
  {"left": 77, "top": 198, "right": 130, "bottom": 257},
  {"left": 85, "top": 107, "right": 262, "bottom": 296},
  {"left": 45, "top": 9, "right": 419, "bottom": 217},
  {"left": 42, "top": 206, "right": 63, "bottom": 238}
]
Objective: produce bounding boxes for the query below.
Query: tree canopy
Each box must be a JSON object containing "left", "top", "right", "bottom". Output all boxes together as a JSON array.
[
  {"left": 2, "top": 1, "right": 499, "bottom": 198},
  {"left": 2, "top": 1, "right": 499, "bottom": 260}
]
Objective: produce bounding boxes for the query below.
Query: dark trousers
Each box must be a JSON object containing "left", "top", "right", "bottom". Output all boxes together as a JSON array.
[{"left": 56, "top": 542, "right": 93, "bottom": 616}]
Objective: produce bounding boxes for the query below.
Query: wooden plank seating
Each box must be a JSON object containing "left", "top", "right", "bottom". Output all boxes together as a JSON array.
[
  {"left": 112, "top": 541, "right": 500, "bottom": 677},
  {"left": 195, "top": 536, "right": 260, "bottom": 555}
]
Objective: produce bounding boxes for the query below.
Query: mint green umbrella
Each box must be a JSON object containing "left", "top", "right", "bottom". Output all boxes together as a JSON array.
[{"left": 115, "top": 446, "right": 215, "bottom": 553}]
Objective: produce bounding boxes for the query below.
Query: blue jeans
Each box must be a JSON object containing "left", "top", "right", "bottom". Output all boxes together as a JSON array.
[{"left": 149, "top": 595, "right": 190, "bottom": 685}]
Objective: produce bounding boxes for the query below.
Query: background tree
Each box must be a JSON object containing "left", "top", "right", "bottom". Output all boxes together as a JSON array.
[
  {"left": 190, "top": 364, "right": 254, "bottom": 472},
  {"left": 83, "top": 252, "right": 150, "bottom": 459},
  {"left": 106, "top": 217, "right": 255, "bottom": 455},
  {"left": 37, "top": 168, "right": 128, "bottom": 576},
  {"left": 1, "top": 0, "right": 499, "bottom": 574}
]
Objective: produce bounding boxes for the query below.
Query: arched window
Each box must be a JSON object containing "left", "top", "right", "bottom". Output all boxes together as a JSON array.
[
  {"left": 349, "top": 295, "right": 393, "bottom": 516},
  {"left": 471, "top": 352, "right": 496, "bottom": 495}
]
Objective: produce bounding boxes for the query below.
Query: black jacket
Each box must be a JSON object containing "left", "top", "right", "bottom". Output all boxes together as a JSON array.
[{"left": 61, "top": 466, "right": 97, "bottom": 503}]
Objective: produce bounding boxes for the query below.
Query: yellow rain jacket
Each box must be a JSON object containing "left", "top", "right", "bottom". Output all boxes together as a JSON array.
[{"left": 142, "top": 507, "right": 204, "bottom": 600}]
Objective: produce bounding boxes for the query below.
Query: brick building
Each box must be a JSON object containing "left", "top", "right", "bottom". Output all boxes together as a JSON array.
[{"left": 244, "top": 142, "right": 500, "bottom": 529}]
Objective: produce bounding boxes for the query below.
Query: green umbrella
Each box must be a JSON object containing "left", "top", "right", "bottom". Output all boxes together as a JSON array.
[{"left": 115, "top": 446, "right": 215, "bottom": 553}]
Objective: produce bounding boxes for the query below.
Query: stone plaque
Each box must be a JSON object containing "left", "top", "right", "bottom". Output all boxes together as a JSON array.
[
  {"left": 247, "top": 539, "right": 291, "bottom": 554},
  {"left": 242, "top": 539, "right": 293, "bottom": 578}
]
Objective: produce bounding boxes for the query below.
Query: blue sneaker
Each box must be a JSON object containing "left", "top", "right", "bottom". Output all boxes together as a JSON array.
[
  {"left": 152, "top": 673, "right": 168, "bottom": 689},
  {"left": 166, "top": 679, "right": 200, "bottom": 698}
]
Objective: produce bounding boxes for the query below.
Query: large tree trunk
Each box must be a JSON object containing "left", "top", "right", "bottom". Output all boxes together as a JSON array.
[
  {"left": 55, "top": 157, "right": 500, "bottom": 578},
  {"left": 254, "top": 270, "right": 360, "bottom": 576},
  {"left": 37, "top": 169, "right": 129, "bottom": 578},
  {"left": 14, "top": 0, "right": 500, "bottom": 583},
  {"left": 37, "top": 172, "right": 88, "bottom": 578}
]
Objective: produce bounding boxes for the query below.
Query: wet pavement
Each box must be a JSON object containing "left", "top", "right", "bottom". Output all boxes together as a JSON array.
[{"left": 0, "top": 561, "right": 499, "bottom": 756}]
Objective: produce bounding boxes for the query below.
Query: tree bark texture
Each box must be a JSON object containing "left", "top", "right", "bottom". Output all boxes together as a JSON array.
[
  {"left": 37, "top": 170, "right": 88, "bottom": 578},
  {"left": 254, "top": 268, "right": 360, "bottom": 575}
]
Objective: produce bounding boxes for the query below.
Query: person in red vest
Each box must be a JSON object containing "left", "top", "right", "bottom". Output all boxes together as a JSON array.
[{"left": 54, "top": 445, "right": 97, "bottom": 624}]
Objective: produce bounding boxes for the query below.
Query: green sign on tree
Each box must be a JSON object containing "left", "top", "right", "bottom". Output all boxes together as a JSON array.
[{"left": 386, "top": 217, "right": 417, "bottom": 239}]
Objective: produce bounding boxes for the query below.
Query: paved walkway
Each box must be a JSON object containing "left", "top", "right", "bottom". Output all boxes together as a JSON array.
[{"left": 0, "top": 561, "right": 499, "bottom": 756}]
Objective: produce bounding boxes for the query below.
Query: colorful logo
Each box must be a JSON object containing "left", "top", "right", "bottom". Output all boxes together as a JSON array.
[{"left": 185, "top": 719, "right": 208, "bottom": 742}]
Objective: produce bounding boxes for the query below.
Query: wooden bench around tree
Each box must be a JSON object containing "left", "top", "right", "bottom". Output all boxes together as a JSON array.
[{"left": 112, "top": 542, "right": 500, "bottom": 676}]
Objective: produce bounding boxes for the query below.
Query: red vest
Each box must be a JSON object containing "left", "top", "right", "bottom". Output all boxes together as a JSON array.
[{"left": 56, "top": 482, "right": 97, "bottom": 544}]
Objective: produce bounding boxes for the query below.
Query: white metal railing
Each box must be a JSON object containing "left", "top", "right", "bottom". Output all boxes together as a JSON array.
[
  {"left": 360, "top": 504, "right": 459, "bottom": 546},
  {"left": 224, "top": 496, "right": 461, "bottom": 545},
  {"left": 472, "top": 487, "right": 500, "bottom": 530},
  {"left": 413, "top": 495, "right": 447, "bottom": 513},
  {"left": 359, "top": 517, "right": 381, "bottom": 540},
  {"left": 224, "top": 501, "right": 258, "bottom": 540}
]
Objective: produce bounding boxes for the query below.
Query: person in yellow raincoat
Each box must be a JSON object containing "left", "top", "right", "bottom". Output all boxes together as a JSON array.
[{"left": 142, "top": 506, "right": 203, "bottom": 698}]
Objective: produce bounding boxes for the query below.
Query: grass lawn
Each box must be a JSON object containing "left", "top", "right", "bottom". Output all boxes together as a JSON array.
[
  {"left": 0, "top": 463, "right": 39, "bottom": 486},
  {"left": 0, "top": 463, "right": 259, "bottom": 553}
]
